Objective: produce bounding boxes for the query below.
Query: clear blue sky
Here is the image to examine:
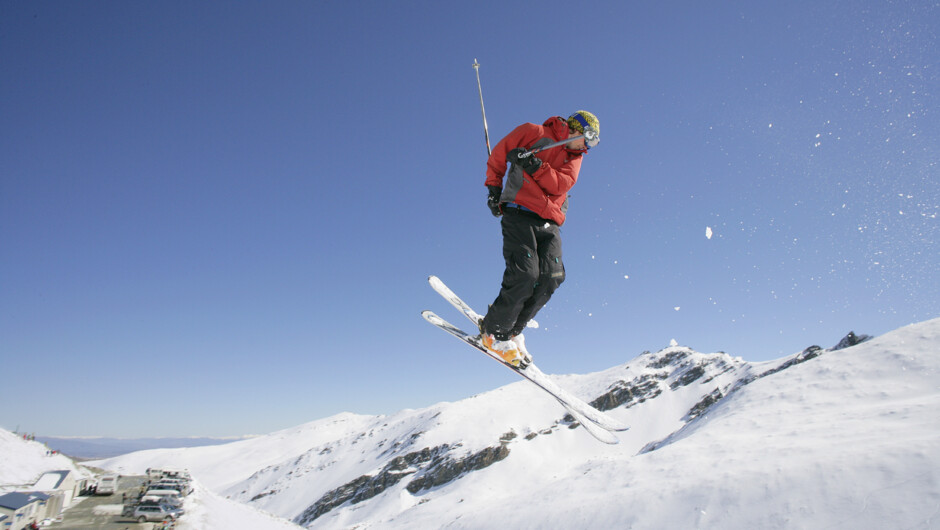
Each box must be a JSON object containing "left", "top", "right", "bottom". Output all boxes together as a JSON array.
[{"left": 2, "top": 1, "right": 937, "bottom": 437}]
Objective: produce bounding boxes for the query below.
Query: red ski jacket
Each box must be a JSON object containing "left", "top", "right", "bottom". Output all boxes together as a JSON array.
[{"left": 485, "top": 116, "right": 585, "bottom": 225}]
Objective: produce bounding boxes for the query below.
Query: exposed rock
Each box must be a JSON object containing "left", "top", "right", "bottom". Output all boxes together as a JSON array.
[
  {"left": 685, "top": 388, "right": 723, "bottom": 421},
  {"left": 294, "top": 445, "right": 450, "bottom": 525},
  {"left": 832, "top": 331, "right": 872, "bottom": 351},
  {"left": 759, "top": 345, "right": 822, "bottom": 379},
  {"left": 590, "top": 374, "right": 664, "bottom": 411},
  {"left": 499, "top": 430, "right": 518, "bottom": 443},
  {"left": 250, "top": 490, "right": 277, "bottom": 502},
  {"left": 294, "top": 443, "right": 510, "bottom": 525},
  {"left": 647, "top": 348, "right": 692, "bottom": 369},
  {"left": 406, "top": 445, "right": 510, "bottom": 494},
  {"left": 670, "top": 364, "right": 707, "bottom": 389}
]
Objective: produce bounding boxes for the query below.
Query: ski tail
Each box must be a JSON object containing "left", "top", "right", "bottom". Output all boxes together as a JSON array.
[{"left": 429, "top": 275, "right": 483, "bottom": 328}]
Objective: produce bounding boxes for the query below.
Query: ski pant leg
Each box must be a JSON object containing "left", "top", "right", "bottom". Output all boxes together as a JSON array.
[
  {"left": 511, "top": 220, "right": 564, "bottom": 335},
  {"left": 482, "top": 211, "right": 565, "bottom": 340},
  {"left": 482, "top": 212, "right": 539, "bottom": 340}
]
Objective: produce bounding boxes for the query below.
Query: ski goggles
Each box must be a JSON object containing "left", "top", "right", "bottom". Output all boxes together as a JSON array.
[{"left": 569, "top": 113, "right": 600, "bottom": 149}]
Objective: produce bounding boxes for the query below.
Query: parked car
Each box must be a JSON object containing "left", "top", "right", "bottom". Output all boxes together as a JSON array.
[
  {"left": 153, "top": 479, "right": 191, "bottom": 495},
  {"left": 133, "top": 504, "right": 183, "bottom": 522},
  {"left": 146, "top": 485, "right": 181, "bottom": 496},
  {"left": 147, "top": 482, "right": 180, "bottom": 491},
  {"left": 140, "top": 495, "right": 183, "bottom": 508},
  {"left": 142, "top": 489, "right": 183, "bottom": 505}
]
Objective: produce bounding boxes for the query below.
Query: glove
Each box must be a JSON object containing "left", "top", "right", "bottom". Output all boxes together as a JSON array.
[
  {"left": 486, "top": 185, "right": 502, "bottom": 217},
  {"left": 507, "top": 148, "right": 542, "bottom": 176}
]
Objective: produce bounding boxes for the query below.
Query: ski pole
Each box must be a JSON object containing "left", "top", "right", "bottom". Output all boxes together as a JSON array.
[
  {"left": 472, "top": 59, "right": 492, "bottom": 156},
  {"left": 519, "top": 127, "right": 599, "bottom": 158}
]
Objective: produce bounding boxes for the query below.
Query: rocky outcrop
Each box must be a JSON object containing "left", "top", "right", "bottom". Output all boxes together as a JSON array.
[
  {"left": 685, "top": 388, "right": 724, "bottom": 421},
  {"left": 294, "top": 443, "right": 510, "bottom": 525},
  {"left": 293, "top": 445, "right": 449, "bottom": 525},
  {"left": 406, "top": 445, "right": 509, "bottom": 494},
  {"left": 832, "top": 331, "right": 871, "bottom": 351},
  {"left": 758, "top": 345, "right": 822, "bottom": 379},
  {"left": 590, "top": 374, "right": 665, "bottom": 411}
]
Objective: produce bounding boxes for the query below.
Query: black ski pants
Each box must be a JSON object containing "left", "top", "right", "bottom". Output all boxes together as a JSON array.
[{"left": 482, "top": 208, "right": 565, "bottom": 340}]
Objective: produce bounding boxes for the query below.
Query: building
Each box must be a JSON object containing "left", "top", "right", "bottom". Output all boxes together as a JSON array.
[
  {"left": 31, "top": 470, "right": 85, "bottom": 514},
  {"left": 0, "top": 491, "right": 49, "bottom": 530}
]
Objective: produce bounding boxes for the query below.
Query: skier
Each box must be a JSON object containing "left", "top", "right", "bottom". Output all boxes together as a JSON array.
[{"left": 479, "top": 110, "right": 600, "bottom": 366}]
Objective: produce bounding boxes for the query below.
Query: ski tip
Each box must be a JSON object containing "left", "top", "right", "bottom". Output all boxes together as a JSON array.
[
  {"left": 428, "top": 275, "right": 450, "bottom": 292},
  {"left": 421, "top": 310, "right": 446, "bottom": 325}
]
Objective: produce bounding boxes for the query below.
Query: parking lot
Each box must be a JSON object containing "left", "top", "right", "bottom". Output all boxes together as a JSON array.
[{"left": 47, "top": 471, "right": 189, "bottom": 529}]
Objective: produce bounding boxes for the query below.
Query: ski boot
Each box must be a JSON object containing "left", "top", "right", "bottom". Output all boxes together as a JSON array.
[
  {"left": 510, "top": 333, "right": 533, "bottom": 367},
  {"left": 480, "top": 333, "right": 528, "bottom": 368}
]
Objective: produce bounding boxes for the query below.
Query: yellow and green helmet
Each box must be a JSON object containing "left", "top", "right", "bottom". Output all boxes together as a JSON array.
[{"left": 567, "top": 110, "right": 600, "bottom": 148}]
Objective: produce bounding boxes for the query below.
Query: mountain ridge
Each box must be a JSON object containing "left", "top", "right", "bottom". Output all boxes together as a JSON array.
[{"left": 91, "top": 319, "right": 939, "bottom": 529}]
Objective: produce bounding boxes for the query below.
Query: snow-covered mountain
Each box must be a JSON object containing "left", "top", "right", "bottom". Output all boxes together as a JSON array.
[{"left": 91, "top": 318, "right": 940, "bottom": 529}]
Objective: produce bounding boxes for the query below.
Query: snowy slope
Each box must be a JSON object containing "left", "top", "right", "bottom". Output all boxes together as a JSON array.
[
  {"left": 176, "top": 482, "right": 302, "bottom": 530},
  {"left": 0, "top": 429, "right": 87, "bottom": 489},
  {"left": 92, "top": 318, "right": 940, "bottom": 529},
  {"left": 400, "top": 321, "right": 938, "bottom": 529}
]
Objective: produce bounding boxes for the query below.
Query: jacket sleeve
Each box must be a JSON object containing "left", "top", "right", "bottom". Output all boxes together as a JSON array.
[
  {"left": 484, "top": 123, "right": 540, "bottom": 187},
  {"left": 531, "top": 155, "right": 581, "bottom": 196}
]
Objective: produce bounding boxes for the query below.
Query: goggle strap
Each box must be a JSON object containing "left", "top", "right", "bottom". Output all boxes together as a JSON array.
[{"left": 570, "top": 113, "right": 590, "bottom": 131}]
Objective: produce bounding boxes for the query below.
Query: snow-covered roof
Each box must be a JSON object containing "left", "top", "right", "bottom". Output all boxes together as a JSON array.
[{"left": 33, "top": 470, "right": 71, "bottom": 491}]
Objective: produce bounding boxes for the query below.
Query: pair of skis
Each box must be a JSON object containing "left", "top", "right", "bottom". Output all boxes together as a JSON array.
[{"left": 422, "top": 276, "right": 628, "bottom": 444}]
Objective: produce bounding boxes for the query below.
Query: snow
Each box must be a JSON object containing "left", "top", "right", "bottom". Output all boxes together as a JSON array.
[
  {"left": 0, "top": 431, "right": 86, "bottom": 490},
  {"left": 32, "top": 471, "right": 67, "bottom": 491},
  {"left": 176, "top": 483, "right": 302, "bottom": 530},
  {"left": 4, "top": 318, "right": 939, "bottom": 529}
]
